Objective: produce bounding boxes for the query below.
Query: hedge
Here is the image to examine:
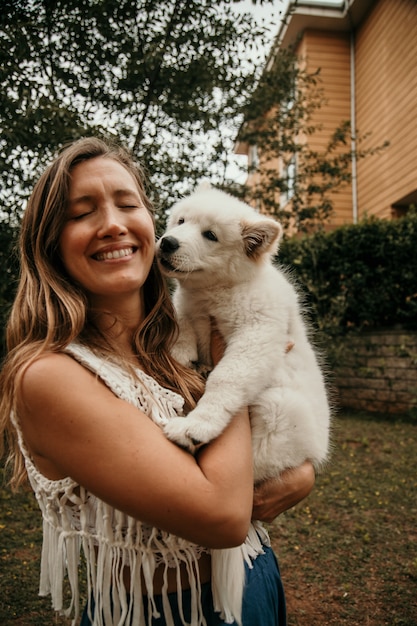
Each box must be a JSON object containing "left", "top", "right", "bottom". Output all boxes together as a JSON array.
[{"left": 277, "top": 211, "right": 417, "bottom": 333}]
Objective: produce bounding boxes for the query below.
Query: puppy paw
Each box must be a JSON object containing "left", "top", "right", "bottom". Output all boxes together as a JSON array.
[
  {"left": 171, "top": 342, "right": 199, "bottom": 368},
  {"left": 165, "top": 410, "right": 225, "bottom": 453},
  {"left": 164, "top": 417, "right": 204, "bottom": 454}
]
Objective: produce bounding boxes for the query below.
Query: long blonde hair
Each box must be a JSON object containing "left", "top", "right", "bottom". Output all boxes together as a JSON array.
[{"left": 0, "top": 137, "right": 204, "bottom": 489}]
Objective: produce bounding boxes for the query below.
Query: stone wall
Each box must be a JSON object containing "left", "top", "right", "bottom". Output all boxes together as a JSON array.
[{"left": 330, "top": 329, "right": 417, "bottom": 414}]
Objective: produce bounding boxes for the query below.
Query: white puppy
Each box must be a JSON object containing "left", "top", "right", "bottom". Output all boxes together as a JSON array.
[{"left": 156, "top": 183, "right": 331, "bottom": 624}]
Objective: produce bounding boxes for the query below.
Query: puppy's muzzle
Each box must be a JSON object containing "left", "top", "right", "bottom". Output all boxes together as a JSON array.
[
  {"left": 157, "top": 235, "right": 182, "bottom": 273},
  {"left": 159, "top": 236, "right": 180, "bottom": 254}
]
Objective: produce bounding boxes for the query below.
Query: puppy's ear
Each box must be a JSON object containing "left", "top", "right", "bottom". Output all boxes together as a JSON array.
[
  {"left": 195, "top": 180, "right": 212, "bottom": 193},
  {"left": 241, "top": 219, "right": 283, "bottom": 260}
]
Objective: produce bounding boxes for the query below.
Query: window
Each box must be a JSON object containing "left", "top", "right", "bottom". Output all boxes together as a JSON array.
[
  {"left": 248, "top": 144, "right": 259, "bottom": 170},
  {"left": 281, "top": 155, "right": 296, "bottom": 205}
]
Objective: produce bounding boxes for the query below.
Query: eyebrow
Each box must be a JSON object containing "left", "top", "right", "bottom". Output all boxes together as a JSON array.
[
  {"left": 68, "top": 195, "right": 93, "bottom": 206},
  {"left": 114, "top": 189, "right": 142, "bottom": 199},
  {"left": 68, "top": 189, "right": 143, "bottom": 205}
]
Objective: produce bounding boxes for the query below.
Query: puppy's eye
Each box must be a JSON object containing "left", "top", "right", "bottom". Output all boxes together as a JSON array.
[
  {"left": 203, "top": 230, "right": 218, "bottom": 242},
  {"left": 178, "top": 218, "right": 185, "bottom": 225}
]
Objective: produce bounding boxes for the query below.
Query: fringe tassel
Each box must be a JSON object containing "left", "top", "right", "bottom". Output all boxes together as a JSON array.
[
  {"left": 211, "top": 522, "right": 268, "bottom": 626},
  {"left": 37, "top": 507, "right": 210, "bottom": 625}
]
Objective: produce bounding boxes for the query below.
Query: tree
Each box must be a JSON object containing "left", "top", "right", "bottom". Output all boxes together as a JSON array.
[
  {"left": 0, "top": 0, "right": 278, "bottom": 223},
  {"left": 238, "top": 45, "right": 389, "bottom": 233},
  {"left": 0, "top": 219, "right": 19, "bottom": 355},
  {"left": 0, "top": 0, "right": 282, "bottom": 352}
]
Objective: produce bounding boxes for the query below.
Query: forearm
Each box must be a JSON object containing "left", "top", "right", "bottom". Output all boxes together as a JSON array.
[{"left": 196, "top": 406, "right": 253, "bottom": 546}]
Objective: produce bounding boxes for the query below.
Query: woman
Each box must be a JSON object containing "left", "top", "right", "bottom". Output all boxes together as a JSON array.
[{"left": 0, "top": 137, "right": 315, "bottom": 626}]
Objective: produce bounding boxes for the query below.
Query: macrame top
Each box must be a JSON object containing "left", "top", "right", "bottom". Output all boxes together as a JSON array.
[{"left": 11, "top": 342, "right": 213, "bottom": 626}]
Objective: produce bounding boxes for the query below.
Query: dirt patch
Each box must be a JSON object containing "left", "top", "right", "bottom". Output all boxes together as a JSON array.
[{"left": 268, "top": 413, "right": 417, "bottom": 626}]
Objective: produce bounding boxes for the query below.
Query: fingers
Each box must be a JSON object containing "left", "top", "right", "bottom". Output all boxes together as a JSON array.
[{"left": 252, "top": 461, "right": 316, "bottom": 522}]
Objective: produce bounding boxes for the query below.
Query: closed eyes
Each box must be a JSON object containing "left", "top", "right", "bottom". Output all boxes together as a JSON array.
[{"left": 70, "top": 210, "right": 93, "bottom": 221}]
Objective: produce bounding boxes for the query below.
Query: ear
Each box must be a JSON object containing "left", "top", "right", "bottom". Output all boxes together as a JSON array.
[
  {"left": 241, "top": 219, "right": 283, "bottom": 260},
  {"left": 195, "top": 180, "right": 212, "bottom": 193}
]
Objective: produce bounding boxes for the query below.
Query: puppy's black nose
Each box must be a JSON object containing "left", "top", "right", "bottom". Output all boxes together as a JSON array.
[{"left": 160, "top": 236, "right": 180, "bottom": 253}]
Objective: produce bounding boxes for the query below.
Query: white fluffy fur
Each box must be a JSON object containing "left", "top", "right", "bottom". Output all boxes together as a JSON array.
[{"left": 156, "top": 184, "right": 331, "bottom": 624}]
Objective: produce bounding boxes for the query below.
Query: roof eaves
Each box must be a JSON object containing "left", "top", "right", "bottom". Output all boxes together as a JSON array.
[
  {"left": 267, "top": 0, "right": 374, "bottom": 66},
  {"left": 274, "top": 2, "right": 347, "bottom": 58}
]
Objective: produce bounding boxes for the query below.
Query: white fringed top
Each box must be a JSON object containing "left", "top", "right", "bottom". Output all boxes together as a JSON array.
[
  {"left": 11, "top": 342, "right": 211, "bottom": 626},
  {"left": 12, "top": 342, "right": 268, "bottom": 626}
]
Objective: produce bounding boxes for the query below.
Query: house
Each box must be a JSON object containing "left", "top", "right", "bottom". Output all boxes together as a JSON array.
[{"left": 236, "top": 0, "right": 417, "bottom": 229}]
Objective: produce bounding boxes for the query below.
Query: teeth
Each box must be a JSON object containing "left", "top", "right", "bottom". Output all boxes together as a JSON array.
[{"left": 95, "top": 247, "right": 133, "bottom": 261}]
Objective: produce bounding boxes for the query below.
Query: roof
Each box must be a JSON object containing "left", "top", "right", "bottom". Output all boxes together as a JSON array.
[{"left": 272, "top": 0, "right": 375, "bottom": 57}]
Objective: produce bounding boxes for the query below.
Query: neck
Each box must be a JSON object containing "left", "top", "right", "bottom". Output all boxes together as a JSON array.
[{"left": 88, "top": 293, "right": 145, "bottom": 360}]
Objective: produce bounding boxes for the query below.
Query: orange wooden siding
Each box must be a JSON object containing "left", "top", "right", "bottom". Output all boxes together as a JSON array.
[
  {"left": 239, "top": 0, "right": 417, "bottom": 228},
  {"left": 298, "top": 30, "right": 353, "bottom": 228},
  {"left": 355, "top": 0, "right": 417, "bottom": 218}
]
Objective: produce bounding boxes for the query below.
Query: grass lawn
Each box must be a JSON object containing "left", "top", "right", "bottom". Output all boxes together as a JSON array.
[{"left": 1, "top": 410, "right": 416, "bottom": 625}]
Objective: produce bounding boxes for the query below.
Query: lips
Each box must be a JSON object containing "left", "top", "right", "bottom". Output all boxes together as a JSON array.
[{"left": 93, "top": 246, "right": 136, "bottom": 261}]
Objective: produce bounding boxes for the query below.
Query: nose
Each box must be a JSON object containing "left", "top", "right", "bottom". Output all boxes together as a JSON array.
[
  {"left": 97, "top": 206, "right": 128, "bottom": 238},
  {"left": 159, "top": 236, "right": 180, "bottom": 253}
]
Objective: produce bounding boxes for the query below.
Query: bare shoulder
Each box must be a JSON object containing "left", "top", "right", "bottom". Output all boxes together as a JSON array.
[
  {"left": 17, "top": 351, "right": 113, "bottom": 467},
  {"left": 19, "top": 351, "right": 114, "bottom": 419},
  {"left": 20, "top": 351, "right": 94, "bottom": 394},
  {"left": 18, "top": 350, "right": 128, "bottom": 436}
]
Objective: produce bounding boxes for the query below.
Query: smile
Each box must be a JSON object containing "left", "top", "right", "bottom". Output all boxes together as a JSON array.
[{"left": 94, "top": 247, "right": 135, "bottom": 261}]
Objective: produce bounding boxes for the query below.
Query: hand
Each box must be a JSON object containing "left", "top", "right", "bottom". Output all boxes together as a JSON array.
[{"left": 252, "top": 461, "right": 315, "bottom": 523}]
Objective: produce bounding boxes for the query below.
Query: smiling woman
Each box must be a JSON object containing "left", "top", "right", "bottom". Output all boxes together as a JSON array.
[{"left": 0, "top": 136, "right": 314, "bottom": 626}]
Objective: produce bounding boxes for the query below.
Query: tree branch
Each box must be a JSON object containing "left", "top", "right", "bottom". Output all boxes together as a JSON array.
[{"left": 131, "top": 0, "right": 187, "bottom": 154}]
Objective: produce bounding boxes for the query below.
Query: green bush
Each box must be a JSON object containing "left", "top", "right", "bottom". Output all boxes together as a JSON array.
[{"left": 278, "top": 212, "right": 417, "bottom": 333}]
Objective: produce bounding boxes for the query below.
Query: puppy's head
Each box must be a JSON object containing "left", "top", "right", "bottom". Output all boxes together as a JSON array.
[{"left": 156, "top": 184, "right": 282, "bottom": 287}]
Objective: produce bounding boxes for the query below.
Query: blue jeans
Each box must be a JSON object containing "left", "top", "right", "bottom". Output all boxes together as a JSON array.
[
  {"left": 80, "top": 545, "right": 286, "bottom": 625},
  {"left": 241, "top": 545, "right": 286, "bottom": 625}
]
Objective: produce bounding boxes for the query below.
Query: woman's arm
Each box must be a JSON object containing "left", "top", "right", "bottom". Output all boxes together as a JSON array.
[
  {"left": 252, "top": 461, "right": 316, "bottom": 523},
  {"left": 17, "top": 352, "right": 253, "bottom": 549}
]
